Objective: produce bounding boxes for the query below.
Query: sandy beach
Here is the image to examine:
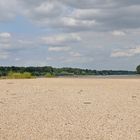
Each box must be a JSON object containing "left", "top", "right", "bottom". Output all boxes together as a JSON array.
[{"left": 0, "top": 78, "right": 140, "bottom": 140}]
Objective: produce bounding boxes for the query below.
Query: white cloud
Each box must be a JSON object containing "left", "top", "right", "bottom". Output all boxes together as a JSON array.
[
  {"left": 0, "top": 32, "right": 12, "bottom": 49},
  {"left": 69, "top": 52, "right": 82, "bottom": 57},
  {"left": 61, "top": 17, "right": 96, "bottom": 27},
  {"left": 14, "top": 0, "right": 140, "bottom": 32},
  {"left": 0, "top": 32, "right": 39, "bottom": 62},
  {"left": 1, "top": 0, "right": 140, "bottom": 32},
  {"left": 71, "top": 9, "right": 100, "bottom": 19},
  {"left": 0, "top": 32, "right": 37, "bottom": 50},
  {"left": 0, "top": 32, "right": 11, "bottom": 38},
  {"left": 0, "top": 0, "right": 140, "bottom": 70},
  {"left": 48, "top": 46, "right": 71, "bottom": 52},
  {"left": 41, "top": 33, "right": 81, "bottom": 46},
  {"left": 111, "top": 47, "right": 140, "bottom": 57},
  {"left": 111, "top": 31, "right": 126, "bottom": 36},
  {"left": 22, "top": 1, "right": 66, "bottom": 22}
]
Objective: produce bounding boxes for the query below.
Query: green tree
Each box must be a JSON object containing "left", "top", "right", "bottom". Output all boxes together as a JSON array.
[{"left": 136, "top": 65, "right": 140, "bottom": 74}]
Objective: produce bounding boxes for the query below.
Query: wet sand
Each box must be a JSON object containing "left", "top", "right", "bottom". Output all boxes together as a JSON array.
[{"left": 0, "top": 78, "right": 140, "bottom": 140}]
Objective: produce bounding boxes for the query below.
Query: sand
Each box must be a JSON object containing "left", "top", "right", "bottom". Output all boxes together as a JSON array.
[{"left": 0, "top": 78, "right": 140, "bottom": 140}]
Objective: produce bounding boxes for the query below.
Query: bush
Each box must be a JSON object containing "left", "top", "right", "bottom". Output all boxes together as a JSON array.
[
  {"left": 22, "top": 72, "right": 32, "bottom": 78},
  {"left": 45, "top": 72, "right": 55, "bottom": 78},
  {"left": 8, "top": 71, "right": 32, "bottom": 79}
]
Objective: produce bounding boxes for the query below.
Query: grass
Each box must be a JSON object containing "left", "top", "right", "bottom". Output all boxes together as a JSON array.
[{"left": 7, "top": 72, "right": 33, "bottom": 79}]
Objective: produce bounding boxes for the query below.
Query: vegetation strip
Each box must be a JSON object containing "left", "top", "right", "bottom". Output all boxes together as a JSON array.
[{"left": 0, "top": 66, "right": 138, "bottom": 79}]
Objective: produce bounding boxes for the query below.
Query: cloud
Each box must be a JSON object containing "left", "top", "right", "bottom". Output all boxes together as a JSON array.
[
  {"left": 15, "top": 58, "right": 21, "bottom": 61},
  {"left": 22, "top": 1, "right": 66, "bottom": 21},
  {"left": 17, "top": 40, "right": 34, "bottom": 46},
  {"left": 60, "top": 0, "right": 140, "bottom": 9},
  {"left": 0, "top": 32, "right": 12, "bottom": 49},
  {"left": 69, "top": 52, "right": 82, "bottom": 57},
  {"left": 59, "top": 0, "right": 116, "bottom": 9},
  {"left": 12, "top": 0, "right": 140, "bottom": 32},
  {"left": 111, "top": 31, "right": 126, "bottom": 36},
  {"left": 48, "top": 46, "right": 71, "bottom": 52},
  {"left": 0, "top": 51, "right": 9, "bottom": 60},
  {"left": 111, "top": 47, "right": 140, "bottom": 57},
  {"left": 1, "top": 0, "right": 140, "bottom": 32},
  {"left": 0, "top": 0, "right": 140, "bottom": 70},
  {"left": 0, "top": 32, "right": 11, "bottom": 38},
  {"left": 63, "top": 56, "right": 94, "bottom": 64},
  {"left": 45, "top": 52, "right": 94, "bottom": 65},
  {"left": 0, "top": 32, "right": 39, "bottom": 61},
  {"left": 0, "top": 0, "right": 18, "bottom": 21},
  {"left": 0, "top": 32, "right": 38, "bottom": 50},
  {"left": 41, "top": 33, "right": 81, "bottom": 46}
]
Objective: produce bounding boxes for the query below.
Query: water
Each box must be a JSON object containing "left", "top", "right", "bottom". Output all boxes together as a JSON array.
[{"left": 59, "top": 75, "right": 140, "bottom": 79}]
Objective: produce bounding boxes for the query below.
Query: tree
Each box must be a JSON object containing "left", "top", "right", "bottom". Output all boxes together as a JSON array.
[{"left": 136, "top": 65, "right": 140, "bottom": 74}]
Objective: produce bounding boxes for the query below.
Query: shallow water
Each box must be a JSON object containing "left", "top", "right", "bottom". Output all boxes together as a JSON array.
[{"left": 59, "top": 75, "right": 140, "bottom": 79}]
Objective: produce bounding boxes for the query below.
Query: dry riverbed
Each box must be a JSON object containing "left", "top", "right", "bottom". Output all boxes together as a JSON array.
[{"left": 0, "top": 78, "right": 140, "bottom": 140}]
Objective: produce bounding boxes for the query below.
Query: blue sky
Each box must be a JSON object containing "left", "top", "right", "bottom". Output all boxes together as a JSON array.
[{"left": 0, "top": 0, "right": 140, "bottom": 70}]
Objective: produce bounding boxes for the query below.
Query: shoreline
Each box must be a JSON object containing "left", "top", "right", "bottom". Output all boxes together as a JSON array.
[{"left": 1, "top": 74, "right": 140, "bottom": 80}]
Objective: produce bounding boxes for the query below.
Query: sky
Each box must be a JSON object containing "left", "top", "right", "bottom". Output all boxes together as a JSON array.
[{"left": 0, "top": 0, "right": 140, "bottom": 70}]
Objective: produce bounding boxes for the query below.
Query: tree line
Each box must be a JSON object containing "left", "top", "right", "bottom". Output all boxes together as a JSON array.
[{"left": 0, "top": 66, "right": 136, "bottom": 78}]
